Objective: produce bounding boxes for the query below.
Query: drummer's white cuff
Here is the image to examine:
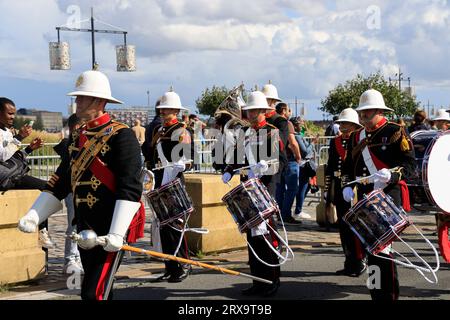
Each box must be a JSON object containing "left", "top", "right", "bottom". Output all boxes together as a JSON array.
[{"left": 109, "top": 200, "right": 141, "bottom": 238}]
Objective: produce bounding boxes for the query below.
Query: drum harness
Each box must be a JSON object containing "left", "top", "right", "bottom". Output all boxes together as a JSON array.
[
  {"left": 226, "top": 133, "right": 295, "bottom": 267},
  {"left": 348, "top": 178, "right": 440, "bottom": 284}
]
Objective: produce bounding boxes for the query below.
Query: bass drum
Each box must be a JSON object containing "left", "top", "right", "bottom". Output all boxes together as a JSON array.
[
  {"left": 423, "top": 130, "right": 450, "bottom": 214},
  {"left": 408, "top": 130, "right": 439, "bottom": 211}
]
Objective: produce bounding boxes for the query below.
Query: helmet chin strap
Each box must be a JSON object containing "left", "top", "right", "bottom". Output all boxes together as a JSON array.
[{"left": 361, "top": 110, "right": 382, "bottom": 129}]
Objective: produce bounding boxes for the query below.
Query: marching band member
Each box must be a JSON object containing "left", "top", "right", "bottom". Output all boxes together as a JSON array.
[
  {"left": 262, "top": 81, "right": 289, "bottom": 198},
  {"left": 148, "top": 89, "right": 192, "bottom": 283},
  {"left": 432, "top": 109, "right": 450, "bottom": 131},
  {"left": 222, "top": 91, "right": 282, "bottom": 297},
  {"left": 324, "top": 108, "right": 367, "bottom": 277},
  {"left": 341, "top": 89, "right": 416, "bottom": 301},
  {"left": 18, "top": 70, "right": 145, "bottom": 300},
  {"left": 212, "top": 84, "right": 249, "bottom": 173}
]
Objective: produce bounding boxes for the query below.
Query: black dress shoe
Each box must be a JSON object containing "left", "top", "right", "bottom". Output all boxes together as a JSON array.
[
  {"left": 241, "top": 285, "right": 263, "bottom": 296},
  {"left": 284, "top": 217, "right": 302, "bottom": 224},
  {"left": 168, "top": 267, "right": 191, "bottom": 283},
  {"left": 261, "top": 281, "right": 280, "bottom": 297},
  {"left": 349, "top": 264, "right": 367, "bottom": 277},
  {"left": 151, "top": 272, "right": 171, "bottom": 282},
  {"left": 335, "top": 268, "right": 352, "bottom": 276}
]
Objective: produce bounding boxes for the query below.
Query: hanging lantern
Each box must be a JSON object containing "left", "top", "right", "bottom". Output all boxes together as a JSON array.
[
  {"left": 116, "top": 45, "right": 136, "bottom": 72},
  {"left": 49, "top": 42, "right": 71, "bottom": 70}
]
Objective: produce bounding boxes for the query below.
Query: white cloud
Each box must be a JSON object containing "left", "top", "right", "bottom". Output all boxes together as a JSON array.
[{"left": 1, "top": 0, "right": 450, "bottom": 118}]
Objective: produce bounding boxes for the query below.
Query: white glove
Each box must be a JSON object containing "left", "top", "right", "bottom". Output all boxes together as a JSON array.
[
  {"left": 255, "top": 160, "right": 269, "bottom": 173},
  {"left": 222, "top": 172, "right": 232, "bottom": 184},
  {"left": 18, "top": 210, "right": 39, "bottom": 233},
  {"left": 98, "top": 234, "right": 124, "bottom": 252},
  {"left": 374, "top": 168, "right": 391, "bottom": 183},
  {"left": 18, "top": 192, "right": 63, "bottom": 233},
  {"left": 323, "top": 191, "right": 328, "bottom": 200},
  {"left": 173, "top": 160, "right": 186, "bottom": 173},
  {"left": 342, "top": 187, "right": 355, "bottom": 203}
]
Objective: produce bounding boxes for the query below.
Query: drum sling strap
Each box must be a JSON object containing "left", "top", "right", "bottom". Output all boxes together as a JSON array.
[
  {"left": 356, "top": 129, "right": 411, "bottom": 212},
  {"left": 73, "top": 122, "right": 145, "bottom": 243}
]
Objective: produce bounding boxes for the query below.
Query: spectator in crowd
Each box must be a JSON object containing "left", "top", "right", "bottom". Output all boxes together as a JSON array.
[
  {"left": 291, "top": 117, "right": 314, "bottom": 220},
  {"left": 0, "top": 97, "right": 54, "bottom": 252},
  {"left": 187, "top": 114, "right": 206, "bottom": 171},
  {"left": 142, "top": 99, "right": 162, "bottom": 169},
  {"left": 325, "top": 116, "right": 340, "bottom": 136},
  {"left": 53, "top": 114, "right": 84, "bottom": 274},
  {"left": 408, "top": 110, "right": 429, "bottom": 133},
  {"left": 131, "top": 119, "right": 146, "bottom": 146},
  {"left": 428, "top": 119, "right": 437, "bottom": 130},
  {"left": 0, "top": 97, "right": 46, "bottom": 190},
  {"left": 432, "top": 109, "right": 450, "bottom": 131},
  {"left": 275, "top": 102, "right": 302, "bottom": 224}
]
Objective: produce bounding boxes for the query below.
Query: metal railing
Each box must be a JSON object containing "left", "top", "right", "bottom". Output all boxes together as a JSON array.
[
  {"left": 20, "top": 143, "right": 60, "bottom": 181},
  {"left": 22, "top": 136, "right": 334, "bottom": 180}
]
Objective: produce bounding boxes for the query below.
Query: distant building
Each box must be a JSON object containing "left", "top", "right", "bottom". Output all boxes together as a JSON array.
[
  {"left": 107, "top": 106, "right": 156, "bottom": 127},
  {"left": 17, "top": 108, "right": 63, "bottom": 132}
]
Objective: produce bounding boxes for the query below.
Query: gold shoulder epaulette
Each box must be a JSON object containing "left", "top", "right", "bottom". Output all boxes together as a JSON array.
[{"left": 112, "top": 120, "right": 129, "bottom": 129}]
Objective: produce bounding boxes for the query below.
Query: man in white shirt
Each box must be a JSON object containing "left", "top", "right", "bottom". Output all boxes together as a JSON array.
[{"left": 0, "top": 97, "right": 45, "bottom": 189}]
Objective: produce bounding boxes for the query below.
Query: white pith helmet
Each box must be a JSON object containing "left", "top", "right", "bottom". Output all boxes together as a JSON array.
[
  {"left": 156, "top": 87, "right": 188, "bottom": 111},
  {"left": 67, "top": 70, "right": 123, "bottom": 104},
  {"left": 242, "top": 91, "right": 273, "bottom": 111},
  {"left": 356, "top": 89, "right": 393, "bottom": 112},
  {"left": 262, "top": 80, "right": 282, "bottom": 102},
  {"left": 335, "top": 108, "right": 362, "bottom": 127},
  {"left": 433, "top": 109, "right": 450, "bottom": 121}
]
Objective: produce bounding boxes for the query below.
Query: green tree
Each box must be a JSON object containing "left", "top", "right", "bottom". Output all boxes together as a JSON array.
[
  {"left": 320, "top": 73, "right": 420, "bottom": 118},
  {"left": 34, "top": 115, "right": 44, "bottom": 131},
  {"left": 195, "top": 85, "right": 230, "bottom": 117}
]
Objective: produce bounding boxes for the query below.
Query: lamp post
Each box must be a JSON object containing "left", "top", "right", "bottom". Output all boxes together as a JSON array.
[{"left": 49, "top": 7, "right": 136, "bottom": 71}]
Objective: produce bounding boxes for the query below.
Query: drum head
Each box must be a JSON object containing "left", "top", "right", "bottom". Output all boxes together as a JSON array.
[{"left": 427, "top": 132, "right": 450, "bottom": 213}]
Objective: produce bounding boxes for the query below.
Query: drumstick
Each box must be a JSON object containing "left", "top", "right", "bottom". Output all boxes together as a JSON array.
[
  {"left": 233, "top": 159, "right": 278, "bottom": 173},
  {"left": 343, "top": 174, "right": 376, "bottom": 187},
  {"left": 153, "top": 160, "right": 193, "bottom": 171}
]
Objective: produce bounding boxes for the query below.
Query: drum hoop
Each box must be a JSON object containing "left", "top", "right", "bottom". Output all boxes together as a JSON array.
[
  {"left": 158, "top": 207, "right": 194, "bottom": 226},
  {"left": 147, "top": 178, "right": 182, "bottom": 198}
]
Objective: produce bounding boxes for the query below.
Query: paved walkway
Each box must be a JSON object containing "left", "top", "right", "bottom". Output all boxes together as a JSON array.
[{"left": 1, "top": 196, "right": 448, "bottom": 300}]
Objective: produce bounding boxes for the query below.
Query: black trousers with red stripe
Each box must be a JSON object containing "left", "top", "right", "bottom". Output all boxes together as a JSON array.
[
  {"left": 160, "top": 221, "right": 190, "bottom": 276},
  {"left": 358, "top": 184, "right": 401, "bottom": 301},
  {"left": 246, "top": 216, "right": 281, "bottom": 289},
  {"left": 333, "top": 181, "right": 366, "bottom": 271},
  {"left": 79, "top": 246, "right": 123, "bottom": 300}
]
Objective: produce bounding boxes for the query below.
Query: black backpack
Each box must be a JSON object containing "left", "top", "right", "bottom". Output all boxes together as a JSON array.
[{"left": 0, "top": 150, "right": 30, "bottom": 190}]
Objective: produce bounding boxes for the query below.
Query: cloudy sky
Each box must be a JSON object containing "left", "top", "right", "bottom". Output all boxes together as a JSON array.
[{"left": 0, "top": 0, "right": 449, "bottom": 119}]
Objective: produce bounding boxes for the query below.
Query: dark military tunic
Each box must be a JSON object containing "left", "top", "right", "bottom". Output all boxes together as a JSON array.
[
  {"left": 46, "top": 113, "right": 142, "bottom": 300},
  {"left": 224, "top": 119, "right": 281, "bottom": 293},
  {"left": 325, "top": 135, "right": 366, "bottom": 273},
  {"left": 148, "top": 119, "right": 191, "bottom": 278},
  {"left": 341, "top": 118, "right": 415, "bottom": 301}
]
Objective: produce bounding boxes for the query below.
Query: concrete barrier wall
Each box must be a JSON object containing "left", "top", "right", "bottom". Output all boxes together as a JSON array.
[
  {"left": 0, "top": 190, "right": 46, "bottom": 285},
  {"left": 184, "top": 174, "right": 247, "bottom": 254}
]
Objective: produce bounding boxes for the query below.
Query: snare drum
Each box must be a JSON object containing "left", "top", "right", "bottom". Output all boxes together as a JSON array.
[
  {"left": 222, "top": 178, "right": 279, "bottom": 233},
  {"left": 146, "top": 178, "right": 194, "bottom": 225},
  {"left": 343, "top": 190, "right": 411, "bottom": 255}
]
